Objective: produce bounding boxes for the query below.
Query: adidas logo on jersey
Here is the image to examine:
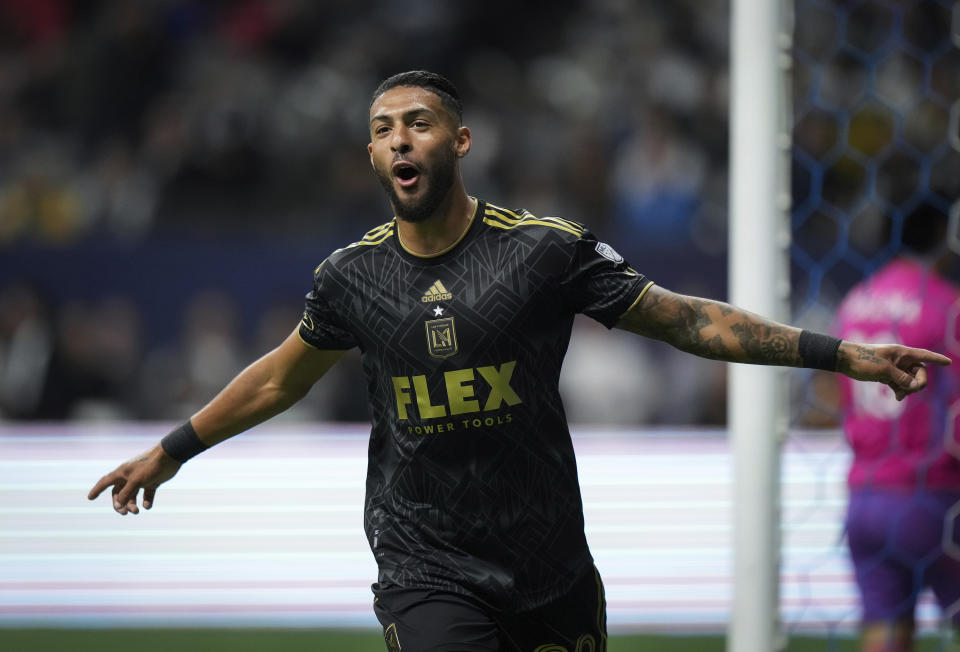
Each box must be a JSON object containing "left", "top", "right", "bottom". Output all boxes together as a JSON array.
[{"left": 421, "top": 280, "right": 453, "bottom": 303}]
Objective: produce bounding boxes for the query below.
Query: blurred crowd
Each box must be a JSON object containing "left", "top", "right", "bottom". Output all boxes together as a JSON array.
[
  {"left": 0, "top": 0, "right": 731, "bottom": 245},
  {"left": 791, "top": 0, "right": 960, "bottom": 318},
  {"left": 0, "top": 0, "right": 954, "bottom": 424}
]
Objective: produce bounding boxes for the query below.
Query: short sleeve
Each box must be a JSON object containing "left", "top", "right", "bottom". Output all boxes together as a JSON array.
[
  {"left": 558, "top": 230, "right": 652, "bottom": 328},
  {"left": 298, "top": 261, "right": 359, "bottom": 350}
]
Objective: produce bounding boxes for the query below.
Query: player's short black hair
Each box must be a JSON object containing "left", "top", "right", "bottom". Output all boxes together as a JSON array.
[
  {"left": 371, "top": 70, "right": 463, "bottom": 125},
  {"left": 900, "top": 201, "right": 947, "bottom": 255}
]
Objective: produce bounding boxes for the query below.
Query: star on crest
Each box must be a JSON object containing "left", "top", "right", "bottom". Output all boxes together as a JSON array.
[{"left": 433, "top": 306, "right": 444, "bottom": 317}]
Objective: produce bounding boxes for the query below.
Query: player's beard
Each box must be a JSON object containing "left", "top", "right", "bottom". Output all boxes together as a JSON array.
[{"left": 376, "top": 147, "right": 457, "bottom": 224}]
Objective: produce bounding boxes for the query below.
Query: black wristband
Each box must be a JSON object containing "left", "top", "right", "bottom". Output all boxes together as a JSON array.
[
  {"left": 798, "top": 330, "right": 842, "bottom": 371},
  {"left": 160, "top": 420, "right": 208, "bottom": 463}
]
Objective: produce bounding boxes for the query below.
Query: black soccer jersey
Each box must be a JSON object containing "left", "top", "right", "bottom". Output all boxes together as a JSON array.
[{"left": 299, "top": 199, "right": 652, "bottom": 611}]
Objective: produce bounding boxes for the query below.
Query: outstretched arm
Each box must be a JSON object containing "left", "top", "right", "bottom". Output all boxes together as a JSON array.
[
  {"left": 87, "top": 328, "right": 346, "bottom": 515},
  {"left": 615, "top": 284, "right": 950, "bottom": 399}
]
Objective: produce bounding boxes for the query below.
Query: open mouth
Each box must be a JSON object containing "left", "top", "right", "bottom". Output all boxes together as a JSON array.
[{"left": 392, "top": 162, "right": 421, "bottom": 188}]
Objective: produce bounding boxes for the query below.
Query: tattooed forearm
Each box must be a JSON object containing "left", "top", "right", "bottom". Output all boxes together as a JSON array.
[
  {"left": 616, "top": 285, "right": 804, "bottom": 366},
  {"left": 728, "top": 320, "right": 796, "bottom": 365}
]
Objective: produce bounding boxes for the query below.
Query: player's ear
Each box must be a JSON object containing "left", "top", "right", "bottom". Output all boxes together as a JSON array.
[
  {"left": 367, "top": 142, "right": 375, "bottom": 168},
  {"left": 454, "top": 126, "right": 471, "bottom": 159}
]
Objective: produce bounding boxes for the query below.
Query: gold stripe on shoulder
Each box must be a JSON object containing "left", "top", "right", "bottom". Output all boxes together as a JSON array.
[
  {"left": 362, "top": 221, "right": 395, "bottom": 241},
  {"left": 482, "top": 215, "right": 582, "bottom": 238},
  {"left": 486, "top": 204, "right": 526, "bottom": 220},
  {"left": 483, "top": 215, "right": 583, "bottom": 237},
  {"left": 484, "top": 211, "right": 521, "bottom": 225},
  {"left": 543, "top": 215, "right": 584, "bottom": 232},
  {"left": 485, "top": 205, "right": 584, "bottom": 236},
  {"left": 344, "top": 230, "right": 395, "bottom": 249},
  {"left": 538, "top": 216, "right": 584, "bottom": 233},
  {"left": 356, "top": 233, "right": 394, "bottom": 246},
  {"left": 483, "top": 216, "right": 512, "bottom": 231},
  {"left": 484, "top": 207, "right": 522, "bottom": 224},
  {"left": 483, "top": 212, "right": 521, "bottom": 225},
  {"left": 313, "top": 260, "right": 327, "bottom": 276},
  {"left": 523, "top": 219, "right": 582, "bottom": 236},
  {"left": 323, "top": 221, "right": 397, "bottom": 257}
]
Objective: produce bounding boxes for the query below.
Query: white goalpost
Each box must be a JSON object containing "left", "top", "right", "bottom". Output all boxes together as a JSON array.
[{"left": 728, "top": 0, "right": 793, "bottom": 651}]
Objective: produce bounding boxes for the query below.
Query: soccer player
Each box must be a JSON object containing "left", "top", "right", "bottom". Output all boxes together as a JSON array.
[
  {"left": 834, "top": 203, "right": 960, "bottom": 652},
  {"left": 89, "top": 71, "right": 951, "bottom": 651}
]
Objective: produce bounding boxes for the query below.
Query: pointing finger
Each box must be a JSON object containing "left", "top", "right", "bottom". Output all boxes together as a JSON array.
[
  {"left": 88, "top": 474, "right": 117, "bottom": 500},
  {"left": 905, "top": 349, "right": 950, "bottom": 367}
]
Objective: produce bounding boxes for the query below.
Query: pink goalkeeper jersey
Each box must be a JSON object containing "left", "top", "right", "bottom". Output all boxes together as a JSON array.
[{"left": 834, "top": 258, "right": 960, "bottom": 491}]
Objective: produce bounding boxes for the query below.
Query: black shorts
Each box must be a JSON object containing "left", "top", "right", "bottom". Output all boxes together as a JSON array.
[{"left": 372, "top": 566, "right": 607, "bottom": 652}]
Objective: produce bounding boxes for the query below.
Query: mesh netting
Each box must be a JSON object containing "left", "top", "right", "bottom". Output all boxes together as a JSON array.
[{"left": 790, "top": 0, "right": 960, "bottom": 644}]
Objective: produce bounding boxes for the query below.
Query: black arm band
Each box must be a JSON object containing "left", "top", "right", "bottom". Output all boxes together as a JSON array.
[
  {"left": 798, "top": 330, "right": 842, "bottom": 371},
  {"left": 160, "top": 420, "right": 209, "bottom": 463}
]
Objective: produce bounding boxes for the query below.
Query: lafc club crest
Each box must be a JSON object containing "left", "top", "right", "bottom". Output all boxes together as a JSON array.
[{"left": 425, "top": 317, "right": 458, "bottom": 358}]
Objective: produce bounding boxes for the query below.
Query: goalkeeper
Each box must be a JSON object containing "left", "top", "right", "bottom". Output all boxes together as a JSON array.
[{"left": 834, "top": 202, "right": 960, "bottom": 652}]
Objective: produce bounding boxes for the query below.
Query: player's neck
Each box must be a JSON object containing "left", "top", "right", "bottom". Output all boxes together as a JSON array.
[{"left": 395, "top": 188, "right": 477, "bottom": 257}]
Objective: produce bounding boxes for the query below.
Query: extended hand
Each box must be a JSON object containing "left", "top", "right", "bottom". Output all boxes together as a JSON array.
[
  {"left": 836, "top": 341, "right": 951, "bottom": 401},
  {"left": 87, "top": 445, "right": 181, "bottom": 515}
]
